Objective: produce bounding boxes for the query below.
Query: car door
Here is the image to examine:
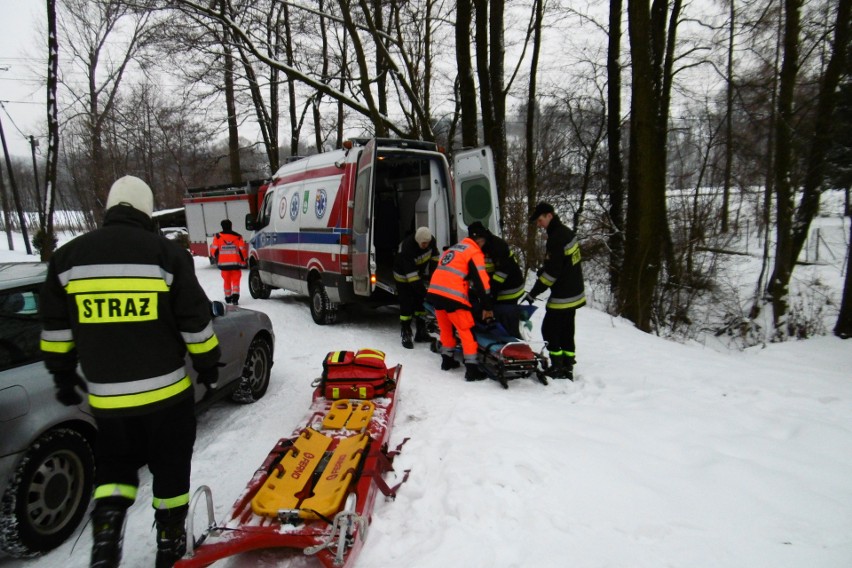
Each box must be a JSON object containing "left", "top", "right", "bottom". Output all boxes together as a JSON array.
[{"left": 452, "top": 146, "right": 501, "bottom": 235}]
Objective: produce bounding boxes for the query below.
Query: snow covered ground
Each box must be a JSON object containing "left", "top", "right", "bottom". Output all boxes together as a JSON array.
[{"left": 2, "top": 231, "right": 851, "bottom": 568}]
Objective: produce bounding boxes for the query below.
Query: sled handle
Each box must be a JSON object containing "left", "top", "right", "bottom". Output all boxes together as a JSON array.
[{"left": 186, "top": 485, "right": 216, "bottom": 557}]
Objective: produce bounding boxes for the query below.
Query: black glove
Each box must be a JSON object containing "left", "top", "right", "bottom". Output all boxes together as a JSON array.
[
  {"left": 53, "top": 371, "right": 85, "bottom": 406},
  {"left": 522, "top": 292, "right": 537, "bottom": 305},
  {"left": 196, "top": 365, "right": 219, "bottom": 391}
]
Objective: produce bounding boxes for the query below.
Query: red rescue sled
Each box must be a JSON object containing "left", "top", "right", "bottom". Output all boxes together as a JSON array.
[{"left": 175, "top": 350, "right": 408, "bottom": 568}]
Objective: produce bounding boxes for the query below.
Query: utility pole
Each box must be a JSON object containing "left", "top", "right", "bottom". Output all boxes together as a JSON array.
[
  {"left": 0, "top": 114, "right": 33, "bottom": 254},
  {"left": 0, "top": 166, "right": 13, "bottom": 250},
  {"left": 29, "top": 135, "right": 44, "bottom": 227}
]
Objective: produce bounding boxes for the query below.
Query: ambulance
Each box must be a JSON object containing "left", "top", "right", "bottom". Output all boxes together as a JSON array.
[{"left": 245, "top": 137, "right": 499, "bottom": 324}]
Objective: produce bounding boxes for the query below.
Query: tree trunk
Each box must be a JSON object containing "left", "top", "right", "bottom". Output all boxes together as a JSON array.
[
  {"left": 488, "top": 0, "right": 508, "bottom": 212},
  {"left": 474, "top": 0, "right": 493, "bottom": 150},
  {"left": 456, "top": 0, "right": 478, "bottom": 146},
  {"left": 618, "top": 0, "right": 674, "bottom": 332},
  {"left": 42, "top": 0, "right": 60, "bottom": 260},
  {"left": 767, "top": 0, "right": 802, "bottom": 336},
  {"left": 836, "top": 211, "right": 852, "bottom": 338},
  {"left": 221, "top": 0, "right": 242, "bottom": 185},
  {"left": 607, "top": 0, "right": 625, "bottom": 292},
  {"left": 788, "top": 0, "right": 851, "bottom": 265},
  {"left": 525, "top": 0, "right": 543, "bottom": 262},
  {"left": 721, "top": 0, "right": 735, "bottom": 233}
]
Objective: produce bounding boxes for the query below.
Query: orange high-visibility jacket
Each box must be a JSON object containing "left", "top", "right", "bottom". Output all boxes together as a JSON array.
[
  {"left": 427, "top": 237, "right": 491, "bottom": 309},
  {"left": 210, "top": 231, "right": 248, "bottom": 270}
]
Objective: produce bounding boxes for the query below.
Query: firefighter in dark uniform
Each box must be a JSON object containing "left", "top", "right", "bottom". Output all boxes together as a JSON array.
[
  {"left": 393, "top": 226, "right": 439, "bottom": 349},
  {"left": 40, "top": 176, "right": 221, "bottom": 568},
  {"left": 426, "top": 227, "right": 494, "bottom": 381},
  {"left": 209, "top": 219, "right": 248, "bottom": 305},
  {"left": 467, "top": 221, "right": 525, "bottom": 338},
  {"left": 525, "top": 202, "right": 585, "bottom": 380}
]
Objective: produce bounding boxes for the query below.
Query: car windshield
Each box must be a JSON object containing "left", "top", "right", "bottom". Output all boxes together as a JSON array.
[{"left": 0, "top": 288, "right": 42, "bottom": 370}]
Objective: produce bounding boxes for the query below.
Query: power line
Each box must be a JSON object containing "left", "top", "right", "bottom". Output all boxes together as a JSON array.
[{"left": 0, "top": 101, "right": 30, "bottom": 139}]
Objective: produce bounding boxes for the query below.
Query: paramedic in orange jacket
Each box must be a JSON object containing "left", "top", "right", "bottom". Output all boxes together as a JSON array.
[
  {"left": 209, "top": 219, "right": 248, "bottom": 305},
  {"left": 425, "top": 227, "right": 494, "bottom": 381}
]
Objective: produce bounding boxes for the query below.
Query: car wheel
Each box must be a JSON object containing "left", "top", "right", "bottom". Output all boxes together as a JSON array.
[
  {"left": 230, "top": 336, "right": 272, "bottom": 403},
  {"left": 309, "top": 280, "right": 338, "bottom": 325},
  {"left": 248, "top": 266, "right": 271, "bottom": 299},
  {"left": 0, "top": 428, "right": 94, "bottom": 557}
]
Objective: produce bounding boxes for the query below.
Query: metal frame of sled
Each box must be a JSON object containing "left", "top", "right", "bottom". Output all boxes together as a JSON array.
[{"left": 175, "top": 365, "right": 409, "bottom": 568}]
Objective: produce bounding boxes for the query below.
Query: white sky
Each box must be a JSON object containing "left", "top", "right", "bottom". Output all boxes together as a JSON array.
[{"left": 0, "top": 1, "right": 45, "bottom": 159}]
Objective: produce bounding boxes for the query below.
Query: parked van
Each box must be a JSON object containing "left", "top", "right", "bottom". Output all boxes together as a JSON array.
[{"left": 245, "top": 137, "right": 499, "bottom": 324}]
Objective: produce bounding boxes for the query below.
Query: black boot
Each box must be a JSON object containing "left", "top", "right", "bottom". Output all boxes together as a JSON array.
[
  {"left": 464, "top": 362, "right": 486, "bottom": 381},
  {"left": 563, "top": 354, "right": 575, "bottom": 381},
  {"left": 90, "top": 502, "right": 128, "bottom": 568},
  {"left": 401, "top": 321, "right": 414, "bottom": 349},
  {"left": 231, "top": 293, "right": 239, "bottom": 306},
  {"left": 413, "top": 317, "right": 430, "bottom": 342},
  {"left": 155, "top": 507, "right": 188, "bottom": 568},
  {"left": 545, "top": 354, "right": 565, "bottom": 379},
  {"left": 224, "top": 294, "right": 232, "bottom": 304},
  {"left": 440, "top": 354, "right": 460, "bottom": 370}
]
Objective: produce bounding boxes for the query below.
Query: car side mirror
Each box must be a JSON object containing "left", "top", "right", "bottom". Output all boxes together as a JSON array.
[
  {"left": 210, "top": 300, "right": 226, "bottom": 317},
  {"left": 245, "top": 213, "right": 256, "bottom": 232}
]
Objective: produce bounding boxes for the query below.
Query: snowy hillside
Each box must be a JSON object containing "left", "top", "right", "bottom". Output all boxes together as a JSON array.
[{"left": 2, "top": 238, "right": 851, "bottom": 568}]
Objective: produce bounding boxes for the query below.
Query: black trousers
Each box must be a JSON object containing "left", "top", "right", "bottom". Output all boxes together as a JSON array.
[
  {"left": 398, "top": 281, "right": 426, "bottom": 321},
  {"left": 541, "top": 308, "right": 577, "bottom": 358},
  {"left": 94, "top": 395, "right": 196, "bottom": 509}
]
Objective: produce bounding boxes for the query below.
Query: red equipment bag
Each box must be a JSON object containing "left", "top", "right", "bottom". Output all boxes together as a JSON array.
[{"left": 320, "top": 348, "right": 395, "bottom": 399}]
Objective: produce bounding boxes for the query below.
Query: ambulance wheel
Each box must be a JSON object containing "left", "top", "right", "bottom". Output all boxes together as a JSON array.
[
  {"left": 309, "top": 281, "right": 337, "bottom": 325},
  {"left": 249, "top": 267, "right": 271, "bottom": 299}
]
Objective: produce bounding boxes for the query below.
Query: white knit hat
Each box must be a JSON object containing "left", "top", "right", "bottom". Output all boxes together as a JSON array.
[
  {"left": 105, "top": 175, "right": 154, "bottom": 218},
  {"left": 414, "top": 226, "right": 432, "bottom": 244}
]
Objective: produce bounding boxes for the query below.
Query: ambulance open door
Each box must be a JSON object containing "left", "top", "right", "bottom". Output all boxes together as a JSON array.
[
  {"left": 452, "top": 146, "right": 501, "bottom": 235},
  {"left": 352, "top": 139, "right": 377, "bottom": 296}
]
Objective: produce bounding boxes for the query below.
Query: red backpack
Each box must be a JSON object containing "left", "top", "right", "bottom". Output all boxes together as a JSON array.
[{"left": 318, "top": 349, "right": 397, "bottom": 399}]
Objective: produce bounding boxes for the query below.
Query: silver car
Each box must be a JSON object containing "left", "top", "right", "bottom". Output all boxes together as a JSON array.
[{"left": 0, "top": 262, "right": 275, "bottom": 558}]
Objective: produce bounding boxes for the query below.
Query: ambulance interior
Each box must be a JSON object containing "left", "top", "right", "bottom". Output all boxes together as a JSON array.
[{"left": 371, "top": 152, "right": 452, "bottom": 292}]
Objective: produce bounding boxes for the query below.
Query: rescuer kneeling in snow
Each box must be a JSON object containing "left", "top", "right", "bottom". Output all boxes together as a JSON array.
[
  {"left": 393, "top": 226, "right": 439, "bottom": 349},
  {"left": 426, "top": 225, "right": 493, "bottom": 381},
  {"left": 40, "top": 175, "right": 222, "bottom": 568}
]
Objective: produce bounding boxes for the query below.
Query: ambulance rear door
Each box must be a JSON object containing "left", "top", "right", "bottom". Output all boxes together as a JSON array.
[
  {"left": 351, "top": 139, "right": 377, "bottom": 296},
  {"left": 452, "top": 146, "right": 501, "bottom": 235}
]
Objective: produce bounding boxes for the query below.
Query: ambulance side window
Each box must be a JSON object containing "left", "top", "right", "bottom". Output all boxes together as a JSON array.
[
  {"left": 354, "top": 163, "right": 371, "bottom": 234},
  {"left": 258, "top": 193, "right": 273, "bottom": 229}
]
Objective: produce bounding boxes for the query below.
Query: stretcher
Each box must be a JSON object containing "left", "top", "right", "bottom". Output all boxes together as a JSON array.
[
  {"left": 175, "top": 355, "right": 408, "bottom": 568},
  {"left": 424, "top": 303, "right": 549, "bottom": 389}
]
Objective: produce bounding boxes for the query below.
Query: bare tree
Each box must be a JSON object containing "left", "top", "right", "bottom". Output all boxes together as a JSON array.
[
  {"left": 618, "top": 0, "right": 683, "bottom": 332},
  {"left": 39, "top": 0, "right": 62, "bottom": 259},
  {"left": 766, "top": 0, "right": 850, "bottom": 337},
  {"left": 607, "top": 0, "right": 625, "bottom": 292},
  {"left": 57, "top": 0, "right": 158, "bottom": 221}
]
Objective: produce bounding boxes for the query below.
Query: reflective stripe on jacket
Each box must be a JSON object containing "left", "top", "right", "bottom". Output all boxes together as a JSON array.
[
  {"left": 393, "top": 235, "right": 439, "bottom": 284},
  {"left": 210, "top": 231, "right": 248, "bottom": 270},
  {"left": 529, "top": 216, "right": 586, "bottom": 310},
  {"left": 482, "top": 235, "right": 525, "bottom": 303},
  {"left": 426, "top": 238, "right": 491, "bottom": 309},
  {"left": 40, "top": 205, "right": 221, "bottom": 417}
]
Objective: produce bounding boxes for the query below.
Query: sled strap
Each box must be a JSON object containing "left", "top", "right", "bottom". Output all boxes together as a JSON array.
[
  {"left": 360, "top": 439, "right": 411, "bottom": 499},
  {"left": 251, "top": 428, "right": 332, "bottom": 516},
  {"left": 299, "top": 433, "right": 369, "bottom": 520}
]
